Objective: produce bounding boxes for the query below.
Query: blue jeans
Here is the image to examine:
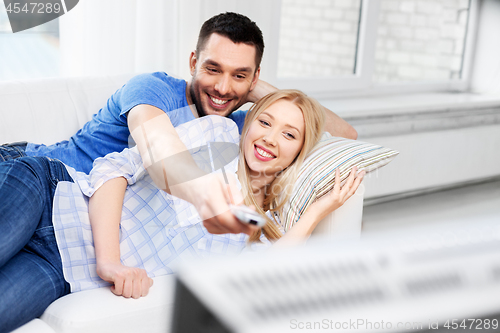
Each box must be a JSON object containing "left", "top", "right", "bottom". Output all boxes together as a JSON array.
[
  {"left": 0, "top": 157, "right": 72, "bottom": 333},
  {"left": 0, "top": 142, "right": 28, "bottom": 162}
]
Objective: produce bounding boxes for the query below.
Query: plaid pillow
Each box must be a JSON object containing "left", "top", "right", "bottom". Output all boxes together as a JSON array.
[{"left": 280, "top": 133, "right": 399, "bottom": 231}]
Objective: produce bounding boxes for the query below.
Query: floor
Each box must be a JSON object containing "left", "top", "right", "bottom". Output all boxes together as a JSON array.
[{"left": 361, "top": 179, "right": 500, "bottom": 234}]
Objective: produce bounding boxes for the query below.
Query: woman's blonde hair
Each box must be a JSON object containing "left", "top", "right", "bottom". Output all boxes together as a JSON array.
[{"left": 237, "top": 89, "right": 325, "bottom": 242}]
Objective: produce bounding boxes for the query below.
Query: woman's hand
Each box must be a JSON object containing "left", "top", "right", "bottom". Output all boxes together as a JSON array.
[
  {"left": 311, "top": 166, "right": 365, "bottom": 219},
  {"left": 97, "top": 261, "right": 154, "bottom": 299},
  {"left": 273, "top": 167, "right": 365, "bottom": 248}
]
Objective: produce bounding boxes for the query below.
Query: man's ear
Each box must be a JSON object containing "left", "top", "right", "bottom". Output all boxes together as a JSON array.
[
  {"left": 189, "top": 51, "right": 197, "bottom": 76},
  {"left": 249, "top": 67, "right": 261, "bottom": 91}
]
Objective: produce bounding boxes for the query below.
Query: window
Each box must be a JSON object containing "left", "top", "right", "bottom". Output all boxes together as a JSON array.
[
  {"left": 278, "top": 0, "right": 362, "bottom": 78},
  {"left": 264, "top": 0, "right": 478, "bottom": 98},
  {"left": 0, "top": 5, "right": 60, "bottom": 81},
  {"left": 374, "top": 0, "right": 471, "bottom": 83}
]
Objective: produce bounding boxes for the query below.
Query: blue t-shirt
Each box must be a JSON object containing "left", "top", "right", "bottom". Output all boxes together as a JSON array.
[{"left": 26, "top": 72, "right": 247, "bottom": 173}]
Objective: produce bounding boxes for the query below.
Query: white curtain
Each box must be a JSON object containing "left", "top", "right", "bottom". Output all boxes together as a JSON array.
[
  {"left": 470, "top": 0, "right": 500, "bottom": 94},
  {"left": 59, "top": 0, "right": 178, "bottom": 77}
]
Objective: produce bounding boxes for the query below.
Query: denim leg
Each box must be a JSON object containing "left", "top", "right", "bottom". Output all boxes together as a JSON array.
[
  {"left": 0, "top": 142, "right": 27, "bottom": 162},
  {"left": 0, "top": 157, "right": 72, "bottom": 333},
  {"left": 0, "top": 251, "right": 68, "bottom": 333},
  {"left": 0, "top": 157, "right": 43, "bottom": 267}
]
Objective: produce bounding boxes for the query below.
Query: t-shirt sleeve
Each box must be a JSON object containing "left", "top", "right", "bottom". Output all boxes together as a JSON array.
[
  {"left": 227, "top": 110, "right": 248, "bottom": 134},
  {"left": 116, "top": 73, "right": 182, "bottom": 118},
  {"left": 78, "top": 147, "right": 146, "bottom": 198}
]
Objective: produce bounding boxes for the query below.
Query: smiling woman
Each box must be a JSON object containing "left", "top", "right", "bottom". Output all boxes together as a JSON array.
[{"left": 236, "top": 89, "right": 364, "bottom": 244}]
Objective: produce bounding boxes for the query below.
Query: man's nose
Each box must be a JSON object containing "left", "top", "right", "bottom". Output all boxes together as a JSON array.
[{"left": 214, "top": 74, "right": 231, "bottom": 96}]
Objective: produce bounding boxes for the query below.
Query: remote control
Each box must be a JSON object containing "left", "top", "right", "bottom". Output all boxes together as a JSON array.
[{"left": 229, "top": 205, "right": 266, "bottom": 227}]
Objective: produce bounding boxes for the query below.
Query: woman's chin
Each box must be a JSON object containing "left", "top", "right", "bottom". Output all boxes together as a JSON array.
[{"left": 248, "top": 163, "right": 280, "bottom": 177}]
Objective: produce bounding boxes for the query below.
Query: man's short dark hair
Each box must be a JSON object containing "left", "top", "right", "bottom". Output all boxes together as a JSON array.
[{"left": 196, "top": 12, "right": 264, "bottom": 70}]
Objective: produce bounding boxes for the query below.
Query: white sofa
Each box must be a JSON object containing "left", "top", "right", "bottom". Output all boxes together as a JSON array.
[{"left": 0, "top": 75, "right": 364, "bottom": 333}]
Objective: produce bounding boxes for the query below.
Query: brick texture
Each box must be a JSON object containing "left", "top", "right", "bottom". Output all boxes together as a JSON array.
[{"left": 278, "top": 0, "right": 470, "bottom": 82}]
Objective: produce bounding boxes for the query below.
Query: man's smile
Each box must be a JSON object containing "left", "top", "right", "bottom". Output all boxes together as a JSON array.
[{"left": 207, "top": 93, "right": 231, "bottom": 109}]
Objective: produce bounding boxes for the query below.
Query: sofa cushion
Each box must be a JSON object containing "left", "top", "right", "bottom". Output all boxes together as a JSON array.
[
  {"left": 40, "top": 274, "right": 176, "bottom": 333},
  {"left": 0, "top": 74, "right": 133, "bottom": 145}
]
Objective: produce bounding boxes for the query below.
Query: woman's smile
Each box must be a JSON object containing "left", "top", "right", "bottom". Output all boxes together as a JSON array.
[{"left": 254, "top": 144, "right": 276, "bottom": 161}]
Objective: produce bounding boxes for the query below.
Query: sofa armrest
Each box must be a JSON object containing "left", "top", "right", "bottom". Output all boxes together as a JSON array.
[
  {"left": 311, "top": 183, "right": 365, "bottom": 239},
  {"left": 11, "top": 319, "right": 56, "bottom": 333},
  {"left": 39, "top": 274, "right": 176, "bottom": 333}
]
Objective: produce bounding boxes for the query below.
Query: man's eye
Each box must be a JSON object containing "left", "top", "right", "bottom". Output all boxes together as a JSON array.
[
  {"left": 207, "top": 67, "right": 218, "bottom": 73},
  {"left": 236, "top": 74, "right": 246, "bottom": 79}
]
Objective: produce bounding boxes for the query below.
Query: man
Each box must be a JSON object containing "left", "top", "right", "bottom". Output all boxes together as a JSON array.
[{"left": 0, "top": 12, "right": 356, "bottom": 235}]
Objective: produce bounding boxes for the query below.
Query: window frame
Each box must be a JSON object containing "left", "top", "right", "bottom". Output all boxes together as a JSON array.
[
  {"left": 267, "top": 0, "right": 377, "bottom": 96},
  {"left": 266, "top": 0, "right": 479, "bottom": 99}
]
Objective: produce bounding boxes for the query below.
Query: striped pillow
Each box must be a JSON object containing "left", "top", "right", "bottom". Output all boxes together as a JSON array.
[{"left": 279, "top": 133, "right": 399, "bottom": 231}]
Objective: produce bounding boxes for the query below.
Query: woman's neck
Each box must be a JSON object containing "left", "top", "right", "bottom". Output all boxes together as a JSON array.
[
  {"left": 253, "top": 187, "right": 266, "bottom": 208},
  {"left": 237, "top": 168, "right": 275, "bottom": 209},
  {"left": 250, "top": 175, "right": 273, "bottom": 208}
]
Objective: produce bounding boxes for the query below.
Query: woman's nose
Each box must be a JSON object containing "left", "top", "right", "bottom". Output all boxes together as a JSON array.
[{"left": 263, "top": 131, "right": 277, "bottom": 146}]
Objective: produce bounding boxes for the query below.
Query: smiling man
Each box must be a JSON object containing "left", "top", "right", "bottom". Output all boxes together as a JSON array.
[
  {"left": 0, "top": 12, "right": 356, "bottom": 235},
  {"left": 187, "top": 31, "right": 260, "bottom": 118}
]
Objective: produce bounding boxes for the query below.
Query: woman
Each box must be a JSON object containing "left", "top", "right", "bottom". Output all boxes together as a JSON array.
[{"left": 0, "top": 90, "right": 363, "bottom": 332}]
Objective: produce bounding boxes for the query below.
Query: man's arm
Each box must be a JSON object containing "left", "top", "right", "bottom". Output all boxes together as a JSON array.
[
  {"left": 323, "top": 106, "right": 358, "bottom": 140},
  {"left": 127, "top": 104, "right": 259, "bottom": 235},
  {"left": 246, "top": 80, "right": 358, "bottom": 140}
]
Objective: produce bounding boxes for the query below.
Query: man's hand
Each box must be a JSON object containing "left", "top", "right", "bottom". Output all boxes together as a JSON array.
[
  {"left": 176, "top": 172, "right": 260, "bottom": 235},
  {"left": 97, "top": 261, "right": 154, "bottom": 299},
  {"left": 245, "top": 79, "right": 278, "bottom": 103}
]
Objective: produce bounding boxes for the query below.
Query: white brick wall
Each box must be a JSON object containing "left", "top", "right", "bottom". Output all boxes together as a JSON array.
[
  {"left": 277, "top": 0, "right": 361, "bottom": 78},
  {"left": 375, "top": 0, "right": 469, "bottom": 82},
  {"left": 278, "top": 0, "right": 470, "bottom": 82}
]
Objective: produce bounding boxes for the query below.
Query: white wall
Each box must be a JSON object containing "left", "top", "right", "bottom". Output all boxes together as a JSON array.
[
  {"left": 362, "top": 124, "right": 500, "bottom": 200},
  {"left": 59, "top": 0, "right": 178, "bottom": 77}
]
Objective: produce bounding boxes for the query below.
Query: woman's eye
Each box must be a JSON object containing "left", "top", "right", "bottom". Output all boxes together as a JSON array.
[
  {"left": 285, "top": 133, "right": 296, "bottom": 139},
  {"left": 259, "top": 120, "right": 270, "bottom": 126}
]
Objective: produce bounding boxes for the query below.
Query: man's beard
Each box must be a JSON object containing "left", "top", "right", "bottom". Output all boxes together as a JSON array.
[{"left": 189, "top": 82, "right": 207, "bottom": 117}]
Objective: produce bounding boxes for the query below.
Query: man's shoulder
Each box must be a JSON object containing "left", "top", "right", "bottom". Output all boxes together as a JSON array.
[
  {"left": 117, "top": 72, "right": 188, "bottom": 107},
  {"left": 127, "top": 72, "right": 186, "bottom": 89},
  {"left": 227, "top": 109, "right": 248, "bottom": 120},
  {"left": 227, "top": 110, "right": 248, "bottom": 134}
]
